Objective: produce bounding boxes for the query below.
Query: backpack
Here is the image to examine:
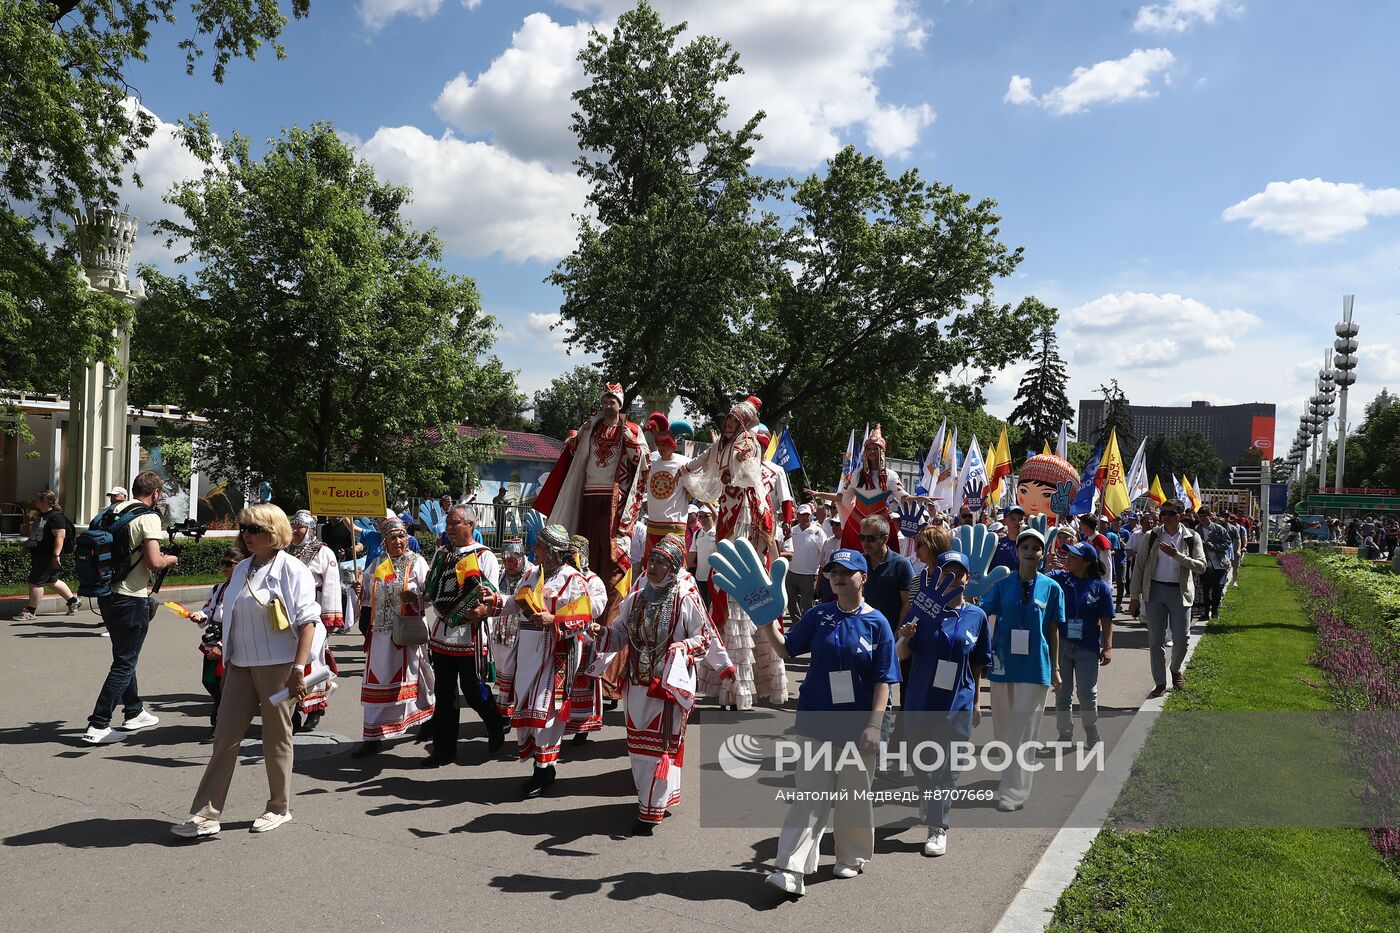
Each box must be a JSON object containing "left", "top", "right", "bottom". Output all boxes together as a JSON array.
[{"left": 75, "top": 503, "right": 160, "bottom": 598}]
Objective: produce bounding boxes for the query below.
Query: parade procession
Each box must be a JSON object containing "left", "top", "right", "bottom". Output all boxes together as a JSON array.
[{"left": 5, "top": 2, "right": 1400, "bottom": 932}]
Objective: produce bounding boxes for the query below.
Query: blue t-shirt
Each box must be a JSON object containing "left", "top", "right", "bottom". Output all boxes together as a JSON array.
[
  {"left": 904, "top": 603, "right": 992, "bottom": 733},
  {"left": 1049, "top": 571, "right": 1113, "bottom": 653},
  {"left": 864, "top": 550, "right": 915, "bottom": 629},
  {"left": 981, "top": 573, "right": 1063, "bottom": 686},
  {"left": 1105, "top": 531, "right": 1124, "bottom": 570},
  {"left": 786, "top": 602, "right": 902, "bottom": 740},
  {"left": 991, "top": 535, "right": 1019, "bottom": 573}
]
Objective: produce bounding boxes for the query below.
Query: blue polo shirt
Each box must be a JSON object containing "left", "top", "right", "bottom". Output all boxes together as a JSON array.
[
  {"left": 904, "top": 602, "right": 992, "bottom": 735},
  {"left": 786, "top": 602, "right": 901, "bottom": 740},
  {"left": 981, "top": 572, "right": 1063, "bottom": 686},
  {"left": 1049, "top": 571, "right": 1113, "bottom": 653},
  {"left": 864, "top": 549, "right": 915, "bottom": 628},
  {"left": 991, "top": 535, "right": 1019, "bottom": 573}
]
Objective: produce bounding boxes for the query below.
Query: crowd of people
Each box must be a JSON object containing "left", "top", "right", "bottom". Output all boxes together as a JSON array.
[{"left": 45, "top": 385, "right": 1275, "bottom": 894}]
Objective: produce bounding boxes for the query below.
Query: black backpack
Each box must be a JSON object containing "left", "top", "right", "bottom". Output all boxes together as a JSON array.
[{"left": 75, "top": 504, "right": 160, "bottom": 598}]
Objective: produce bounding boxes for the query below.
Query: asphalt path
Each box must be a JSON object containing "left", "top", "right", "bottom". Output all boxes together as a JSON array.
[{"left": 0, "top": 588, "right": 1194, "bottom": 933}]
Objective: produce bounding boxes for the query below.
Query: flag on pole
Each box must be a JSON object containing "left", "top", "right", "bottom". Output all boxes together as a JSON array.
[
  {"left": 917, "top": 417, "right": 947, "bottom": 496},
  {"left": 1041, "top": 440, "right": 1052, "bottom": 456},
  {"left": 770, "top": 428, "right": 803, "bottom": 472},
  {"left": 1192, "top": 475, "right": 1204, "bottom": 509},
  {"left": 1184, "top": 475, "right": 1202, "bottom": 511},
  {"left": 1148, "top": 475, "right": 1166, "bottom": 507},
  {"left": 986, "top": 425, "right": 1013, "bottom": 504},
  {"left": 853, "top": 423, "right": 870, "bottom": 474},
  {"left": 956, "top": 436, "right": 989, "bottom": 515},
  {"left": 936, "top": 428, "right": 959, "bottom": 514},
  {"left": 1100, "top": 428, "right": 1132, "bottom": 517},
  {"left": 1125, "top": 436, "right": 1150, "bottom": 502},
  {"left": 1071, "top": 439, "right": 1105, "bottom": 515},
  {"left": 1173, "top": 474, "right": 1186, "bottom": 503},
  {"left": 836, "top": 429, "right": 856, "bottom": 492},
  {"left": 1056, "top": 421, "right": 1069, "bottom": 460}
]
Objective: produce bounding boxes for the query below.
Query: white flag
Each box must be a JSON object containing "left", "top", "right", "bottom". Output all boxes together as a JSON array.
[
  {"left": 956, "top": 436, "right": 989, "bottom": 516},
  {"left": 1056, "top": 421, "right": 1069, "bottom": 460},
  {"left": 936, "top": 427, "right": 959, "bottom": 514},
  {"left": 1126, "top": 436, "right": 1150, "bottom": 502},
  {"left": 918, "top": 417, "right": 947, "bottom": 496}
]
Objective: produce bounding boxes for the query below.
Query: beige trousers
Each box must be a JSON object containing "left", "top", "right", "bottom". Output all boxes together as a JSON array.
[
  {"left": 774, "top": 747, "right": 875, "bottom": 875},
  {"left": 191, "top": 663, "right": 295, "bottom": 819}
]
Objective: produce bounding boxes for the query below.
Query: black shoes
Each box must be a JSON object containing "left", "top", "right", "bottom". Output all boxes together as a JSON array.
[
  {"left": 488, "top": 724, "right": 507, "bottom": 754},
  {"left": 522, "top": 765, "right": 556, "bottom": 798},
  {"left": 350, "top": 740, "right": 382, "bottom": 759},
  {"left": 420, "top": 753, "right": 453, "bottom": 769},
  {"left": 302, "top": 712, "right": 322, "bottom": 733},
  {"left": 1148, "top": 685, "right": 1167, "bottom": 699},
  {"left": 572, "top": 731, "right": 589, "bottom": 745}
]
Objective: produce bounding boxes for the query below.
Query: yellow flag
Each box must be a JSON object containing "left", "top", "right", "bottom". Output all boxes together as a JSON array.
[
  {"left": 1100, "top": 428, "right": 1131, "bottom": 517},
  {"left": 1182, "top": 474, "right": 1202, "bottom": 511},
  {"left": 764, "top": 429, "right": 781, "bottom": 461},
  {"left": 1148, "top": 475, "right": 1166, "bottom": 506},
  {"left": 986, "top": 426, "right": 1013, "bottom": 504},
  {"left": 1041, "top": 440, "right": 1051, "bottom": 456}
]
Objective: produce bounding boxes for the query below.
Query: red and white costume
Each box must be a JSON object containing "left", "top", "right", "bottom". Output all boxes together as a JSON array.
[
  {"left": 510, "top": 562, "right": 592, "bottom": 765},
  {"left": 837, "top": 425, "right": 905, "bottom": 550},
  {"left": 567, "top": 563, "right": 609, "bottom": 735},
  {"left": 490, "top": 555, "right": 534, "bottom": 721},
  {"left": 291, "top": 538, "right": 343, "bottom": 715},
  {"left": 359, "top": 553, "right": 435, "bottom": 740}
]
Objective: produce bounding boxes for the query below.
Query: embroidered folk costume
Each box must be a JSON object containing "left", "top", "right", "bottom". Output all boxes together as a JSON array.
[
  {"left": 289, "top": 511, "right": 343, "bottom": 721},
  {"left": 685, "top": 395, "right": 789, "bottom": 710},
  {"left": 595, "top": 535, "right": 711, "bottom": 825},
  {"left": 491, "top": 540, "right": 533, "bottom": 721},
  {"left": 837, "top": 425, "right": 905, "bottom": 550},
  {"left": 358, "top": 521, "right": 435, "bottom": 742},
  {"left": 635, "top": 413, "right": 696, "bottom": 562},
  {"left": 565, "top": 534, "right": 609, "bottom": 737},
  {"left": 511, "top": 525, "right": 593, "bottom": 789}
]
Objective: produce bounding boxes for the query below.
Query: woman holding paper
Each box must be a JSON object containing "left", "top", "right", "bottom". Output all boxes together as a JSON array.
[
  {"left": 978, "top": 528, "right": 1063, "bottom": 812},
  {"left": 172, "top": 504, "right": 321, "bottom": 839},
  {"left": 588, "top": 535, "right": 712, "bottom": 833},
  {"left": 896, "top": 550, "right": 991, "bottom": 858}
]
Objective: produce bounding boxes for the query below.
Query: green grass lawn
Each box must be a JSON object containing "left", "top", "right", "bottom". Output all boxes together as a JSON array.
[
  {"left": 0, "top": 574, "right": 223, "bottom": 598},
  {"left": 1048, "top": 555, "right": 1400, "bottom": 933}
]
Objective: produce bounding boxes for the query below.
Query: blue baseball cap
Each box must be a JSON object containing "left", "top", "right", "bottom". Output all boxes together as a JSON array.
[
  {"left": 937, "top": 550, "right": 970, "bottom": 572},
  {"left": 1066, "top": 541, "right": 1099, "bottom": 563},
  {"left": 824, "top": 549, "right": 869, "bottom": 573}
]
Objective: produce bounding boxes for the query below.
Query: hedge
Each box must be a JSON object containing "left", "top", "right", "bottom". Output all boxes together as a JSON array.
[{"left": 1, "top": 532, "right": 443, "bottom": 586}]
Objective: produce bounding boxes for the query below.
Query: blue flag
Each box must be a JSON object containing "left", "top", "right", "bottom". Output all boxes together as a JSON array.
[
  {"left": 772, "top": 427, "right": 803, "bottom": 472},
  {"left": 1071, "top": 440, "right": 1105, "bottom": 515}
]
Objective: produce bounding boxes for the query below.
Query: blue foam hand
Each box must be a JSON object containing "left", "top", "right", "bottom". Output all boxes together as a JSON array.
[
  {"left": 924, "top": 567, "right": 966, "bottom": 612},
  {"left": 954, "top": 523, "right": 1011, "bottom": 599},
  {"left": 708, "top": 538, "right": 789, "bottom": 629},
  {"left": 523, "top": 509, "right": 545, "bottom": 552},
  {"left": 963, "top": 478, "right": 987, "bottom": 514},
  {"left": 1049, "top": 480, "right": 1075, "bottom": 517},
  {"left": 1027, "top": 513, "right": 1052, "bottom": 571},
  {"left": 896, "top": 498, "right": 928, "bottom": 538}
]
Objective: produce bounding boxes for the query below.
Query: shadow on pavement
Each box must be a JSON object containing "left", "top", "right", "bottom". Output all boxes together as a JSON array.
[
  {"left": 3, "top": 817, "right": 174, "bottom": 849},
  {"left": 448, "top": 800, "right": 641, "bottom": 851},
  {"left": 487, "top": 866, "right": 773, "bottom": 907}
]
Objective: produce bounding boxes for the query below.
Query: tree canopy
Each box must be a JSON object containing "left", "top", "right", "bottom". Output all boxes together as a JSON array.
[
  {"left": 1008, "top": 313, "right": 1073, "bottom": 456},
  {"left": 132, "top": 122, "right": 513, "bottom": 506},
  {"left": 533, "top": 365, "right": 605, "bottom": 440}
]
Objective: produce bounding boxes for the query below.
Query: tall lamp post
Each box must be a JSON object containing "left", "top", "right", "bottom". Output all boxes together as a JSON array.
[
  {"left": 1333, "top": 296, "right": 1359, "bottom": 488},
  {"left": 1314, "top": 363, "right": 1336, "bottom": 493}
]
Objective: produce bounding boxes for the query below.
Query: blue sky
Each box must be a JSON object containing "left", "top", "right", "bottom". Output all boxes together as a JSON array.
[{"left": 121, "top": 1, "right": 1400, "bottom": 452}]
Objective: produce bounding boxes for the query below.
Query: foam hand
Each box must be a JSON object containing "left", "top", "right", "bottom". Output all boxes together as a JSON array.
[
  {"left": 1028, "top": 513, "right": 1051, "bottom": 570},
  {"left": 1050, "top": 481, "right": 1075, "bottom": 517},
  {"left": 925, "top": 567, "right": 966, "bottom": 612},
  {"left": 896, "top": 498, "right": 928, "bottom": 539},
  {"left": 523, "top": 509, "right": 545, "bottom": 552},
  {"left": 954, "top": 523, "right": 1010, "bottom": 599},
  {"left": 708, "top": 538, "right": 789, "bottom": 629}
]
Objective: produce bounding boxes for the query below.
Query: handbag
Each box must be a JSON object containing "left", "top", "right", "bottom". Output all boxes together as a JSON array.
[
  {"left": 391, "top": 571, "right": 429, "bottom": 647},
  {"left": 245, "top": 559, "right": 291, "bottom": 631}
]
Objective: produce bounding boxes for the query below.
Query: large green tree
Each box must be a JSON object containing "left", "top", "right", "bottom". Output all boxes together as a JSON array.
[
  {"left": 1342, "top": 388, "right": 1400, "bottom": 490},
  {"left": 1, "top": 0, "right": 311, "bottom": 398},
  {"left": 549, "top": 0, "right": 780, "bottom": 407},
  {"left": 1093, "top": 379, "right": 1135, "bottom": 452},
  {"left": 1007, "top": 314, "right": 1073, "bottom": 456},
  {"left": 533, "top": 365, "right": 604, "bottom": 440},
  {"left": 132, "top": 122, "right": 513, "bottom": 506}
]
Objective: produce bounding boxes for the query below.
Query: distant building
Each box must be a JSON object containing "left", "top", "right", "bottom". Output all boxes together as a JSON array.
[{"left": 1077, "top": 399, "right": 1276, "bottom": 463}]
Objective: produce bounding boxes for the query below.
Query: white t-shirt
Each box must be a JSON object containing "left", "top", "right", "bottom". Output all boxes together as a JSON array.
[
  {"left": 789, "top": 522, "right": 828, "bottom": 575},
  {"left": 691, "top": 528, "right": 717, "bottom": 581},
  {"left": 818, "top": 535, "right": 843, "bottom": 574},
  {"left": 630, "top": 520, "right": 648, "bottom": 564},
  {"left": 1152, "top": 527, "right": 1184, "bottom": 583},
  {"left": 584, "top": 423, "right": 625, "bottom": 492},
  {"left": 644, "top": 452, "right": 692, "bottom": 525}
]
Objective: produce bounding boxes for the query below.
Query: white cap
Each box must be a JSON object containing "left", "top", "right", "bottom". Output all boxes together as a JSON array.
[
  {"left": 687, "top": 504, "right": 699, "bottom": 514},
  {"left": 990, "top": 521, "right": 1006, "bottom": 533},
  {"left": 107, "top": 486, "right": 128, "bottom": 498},
  {"left": 797, "top": 504, "right": 813, "bottom": 515}
]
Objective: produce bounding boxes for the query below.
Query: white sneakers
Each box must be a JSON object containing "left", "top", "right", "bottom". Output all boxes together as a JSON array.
[
  {"left": 123, "top": 710, "right": 159, "bottom": 731},
  {"left": 171, "top": 816, "right": 221, "bottom": 838},
  {"left": 81, "top": 725, "right": 122, "bottom": 744},
  {"left": 764, "top": 870, "right": 806, "bottom": 896},
  {"left": 251, "top": 811, "right": 292, "bottom": 833},
  {"left": 924, "top": 828, "right": 948, "bottom": 857},
  {"left": 832, "top": 860, "right": 867, "bottom": 879}
]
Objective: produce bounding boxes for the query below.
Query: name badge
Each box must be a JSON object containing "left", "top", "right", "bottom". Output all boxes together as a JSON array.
[
  {"left": 1011, "top": 628, "right": 1030, "bottom": 656},
  {"left": 1068, "top": 620, "right": 1084, "bottom": 640},
  {"left": 829, "top": 669, "right": 855, "bottom": 704},
  {"left": 932, "top": 659, "right": 958, "bottom": 691}
]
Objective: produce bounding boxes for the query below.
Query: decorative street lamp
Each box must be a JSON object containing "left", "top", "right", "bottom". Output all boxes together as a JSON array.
[
  {"left": 1315, "top": 361, "right": 1336, "bottom": 493},
  {"left": 1333, "top": 296, "right": 1359, "bottom": 488}
]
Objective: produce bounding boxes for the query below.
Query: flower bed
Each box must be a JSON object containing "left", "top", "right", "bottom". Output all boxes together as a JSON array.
[{"left": 1279, "top": 551, "right": 1400, "bottom": 861}]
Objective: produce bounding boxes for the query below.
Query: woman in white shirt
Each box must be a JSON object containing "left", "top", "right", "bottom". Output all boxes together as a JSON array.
[{"left": 172, "top": 504, "right": 322, "bottom": 839}]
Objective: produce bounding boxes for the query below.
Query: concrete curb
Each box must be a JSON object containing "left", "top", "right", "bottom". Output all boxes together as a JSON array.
[
  {"left": 0, "top": 583, "right": 214, "bottom": 617},
  {"left": 992, "top": 618, "right": 1209, "bottom": 933}
]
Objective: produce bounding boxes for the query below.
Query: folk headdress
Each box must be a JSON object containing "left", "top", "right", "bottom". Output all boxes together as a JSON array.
[
  {"left": 729, "top": 395, "right": 762, "bottom": 431},
  {"left": 568, "top": 533, "right": 591, "bottom": 573},
  {"left": 861, "top": 423, "right": 888, "bottom": 476},
  {"left": 649, "top": 534, "right": 686, "bottom": 572},
  {"left": 539, "top": 522, "right": 573, "bottom": 557},
  {"left": 645, "top": 412, "right": 675, "bottom": 448},
  {"left": 602, "top": 383, "right": 625, "bottom": 406},
  {"left": 289, "top": 509, "right": 321, "bottom": 564}
]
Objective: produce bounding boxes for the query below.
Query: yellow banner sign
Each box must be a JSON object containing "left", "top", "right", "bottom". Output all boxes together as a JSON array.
[{"left": 306, "top": 472, "right": 387, "bottom": 517}]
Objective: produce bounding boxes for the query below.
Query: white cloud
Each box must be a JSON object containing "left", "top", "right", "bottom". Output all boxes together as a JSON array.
[
  {"left": 356, "top": 126, "right": 588, "bottom": 263},
  {"left": 1003, "top": 75, "right": 1035, "bottom": 105},
  {"left": 357, "top": 0, "right": 444, "bottom": 32},
  {"left": 1134, "top": 0, "right": 1234, "bottom": 33},
  {"left": 1063, "top": 291, "right": 1259, "bottom": 370},
  {"left": 523, "top": 311, "right": 574, "bottom": 353},
  {"left": 1007, "top": 49, "right": 1175, "bottom": 116},
  {"left": 1222, "top": 178, "right": 1400, "bottom": 242},
  {"left": 434, "top": 2, "right": 934, "bottom": 170},
  {"left": 110, "top": 101, "right": 209, "bottom": 269}
]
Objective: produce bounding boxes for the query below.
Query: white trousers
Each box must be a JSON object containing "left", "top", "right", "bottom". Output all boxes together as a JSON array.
[
  {"left": 989, "top": 680, "right": 1050, "bottom": 807},
  {"left": 774, "top": 748, "right": 874, "bottom": 876}
]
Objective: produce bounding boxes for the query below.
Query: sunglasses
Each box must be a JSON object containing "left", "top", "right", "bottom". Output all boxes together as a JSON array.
[
  {"left": 240, "top": 524, "right": 266, "bottom": 535},
  {"left": 1161, "top": 511, "right": 1180, "bottom": 517},
  {"left": 219, "top": 559, "right": 237, "bottom": 568},
  {"left": 858, "top": 534, "right": 883, "bottom": 542}
]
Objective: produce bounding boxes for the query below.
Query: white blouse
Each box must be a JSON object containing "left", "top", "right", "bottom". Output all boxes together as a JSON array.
[{"left": 224, "top": 551, "right": 322, "bottom": 667}]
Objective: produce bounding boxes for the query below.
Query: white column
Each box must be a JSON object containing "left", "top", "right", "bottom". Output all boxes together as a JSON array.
[
  {"left": 50, "top": 419, "right": 64, "bottom": 494},
  {"left": 127, "top": 429, "right": 142, "bottom": 488}
]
